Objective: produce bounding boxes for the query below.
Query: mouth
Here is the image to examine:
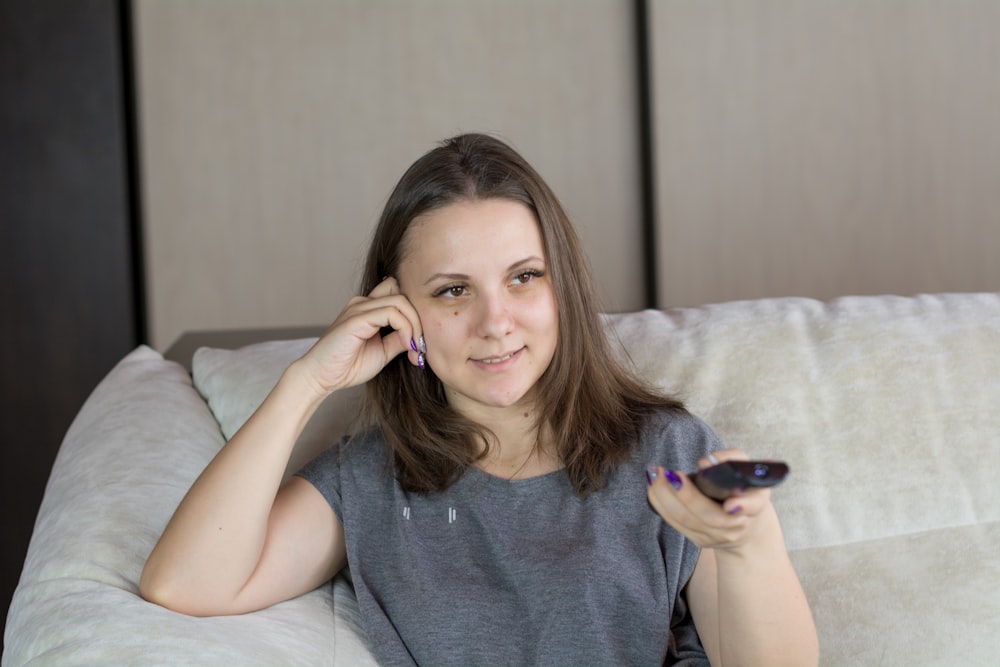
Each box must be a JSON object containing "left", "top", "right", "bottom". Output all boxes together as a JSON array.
[{"left": 473, "top": 348, "right": 523, "bottom": 365}]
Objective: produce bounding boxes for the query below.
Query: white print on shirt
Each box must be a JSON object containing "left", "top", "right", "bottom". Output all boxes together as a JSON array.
[{"left": 398, "top": 505, "right": 458, "bottom": 523}]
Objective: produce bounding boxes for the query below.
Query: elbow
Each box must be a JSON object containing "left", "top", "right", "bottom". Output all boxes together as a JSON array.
[
  {"left": 138, "top": 558, "right": 164, "bottom": 605},
  {"left": 139, "top": 561, "right": 217, "bottom": 617},
  {"left": 139, "top": 563, "right": 186, "bottom": 614}
]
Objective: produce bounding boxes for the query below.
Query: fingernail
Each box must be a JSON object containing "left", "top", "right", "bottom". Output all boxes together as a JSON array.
[
  {"left": 417, "top": 352, "right": 426, "bottom": 370},
  {"left": 727, "top": 505, "right": 743, "bottom": 515},
  {"left": 665, "top": 470, "right": 683, "bottom": 491},
  {"left": 645, "top": 465, "right": 658, "bottom": 485},
  {"left": 410, "top": 338, "right": 418, "bottom": 352},
  {"left": 418, "top": 336, "right": 426, "bottom": 354}
]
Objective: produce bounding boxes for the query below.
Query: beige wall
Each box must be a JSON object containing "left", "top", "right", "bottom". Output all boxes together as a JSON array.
[
  {"left": 651, "top": 0, "right": 1000, "bottom": 307},
  {"left": 136, "top": 1, "right": 1000, "bottom": 347},
  {"left": 135, "top": 0, "right": 642, "bottom": 348}
]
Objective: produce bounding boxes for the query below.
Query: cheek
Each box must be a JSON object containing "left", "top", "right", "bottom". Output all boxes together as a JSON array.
[
  {"left": 424, "top": 311, "right": 470, "bottom": 352},
  {"left": 527, "top": 292, "right": 559, "bottom": 329}
]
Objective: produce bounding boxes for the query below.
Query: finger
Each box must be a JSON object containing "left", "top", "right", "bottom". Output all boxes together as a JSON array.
[
  {"left": 720, "top": 485, "right": 771, "bottom": 517},
  {"left": 365, "top": 297, "right": 424, "bottom": 368},
  {"left": 647, "top": 468, "right": 712, "bottom": 536},
  {"left": 697, "top": 448, "right": 750, "bottom": 470},
  {"left": 370, "top": 302, "right": 420, "bottom": 359},
  {"left": 340, "top": 288, "right": 419, "bottom": 338},
  {"left": 367, "top": 275, "right": 400, "bottom": 299},
  {"left": 354, "top": 277, "right": 426, "bottom": 355},
  {"left": 648, "top": 467, "right": 756, "bottom": 545},
  {"left": 378, "top": 296, "right": 422, "bottom": 367}
]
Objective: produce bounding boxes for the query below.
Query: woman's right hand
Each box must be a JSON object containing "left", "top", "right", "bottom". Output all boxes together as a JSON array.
[
  {"left": 140, "top": 278, "right": 420, "bottom": 616},
  {"left": 296, "top": 276, "right": 423, "bottom": 395}
]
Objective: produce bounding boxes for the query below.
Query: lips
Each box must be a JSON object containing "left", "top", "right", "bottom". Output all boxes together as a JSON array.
[
  {"left": 479, "top": 352, "right": 514, "bottom": 365},
  {"left": 473, "top": 348, "right": 522, "bottom": 365}
]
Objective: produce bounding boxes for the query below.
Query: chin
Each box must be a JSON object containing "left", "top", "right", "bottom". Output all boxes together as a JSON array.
[
  {"left": 459, "top": 383, "right": 529, "bottom": 409},
  {"left": 484, "top": 386, "right": 539, "bottom": 409}
]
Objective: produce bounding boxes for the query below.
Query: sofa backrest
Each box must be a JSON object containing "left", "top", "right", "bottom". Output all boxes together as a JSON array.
[
  {"left": 192, "top": 293, "right": 1000, "bottom": 552},
  {"left": 605, "top": 293, "right": 1000, "bottom": 551}
]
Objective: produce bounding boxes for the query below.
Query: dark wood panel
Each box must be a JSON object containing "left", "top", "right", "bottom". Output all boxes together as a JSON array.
[{"left": 0, "top": 0, "right": 138, "bottom": 640}]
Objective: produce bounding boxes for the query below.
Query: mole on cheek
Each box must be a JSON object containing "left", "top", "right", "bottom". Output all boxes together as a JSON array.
[{"left": 453, "top": 311, "right": 459, "bottom": 317}]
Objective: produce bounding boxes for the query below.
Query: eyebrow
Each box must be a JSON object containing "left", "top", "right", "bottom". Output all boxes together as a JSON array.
[{"left": 422, "top": 255, "right": 546, "bottom": 285}]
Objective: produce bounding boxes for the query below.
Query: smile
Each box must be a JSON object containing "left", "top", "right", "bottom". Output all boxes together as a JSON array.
[
  {"left": 473, "top": 348, "right": 523, "bottom": 365},
  {"left": 480, "top": 353, "right": 514, "bottom": 364}
]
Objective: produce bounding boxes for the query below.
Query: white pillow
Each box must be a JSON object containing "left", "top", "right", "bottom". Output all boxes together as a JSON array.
[
  {"left": 5, "top": 345, "right": 343, "bottom": 664},
  {"left": 192, "top": 338, "right": 364, "bottom": 477},
  {"left": 604, "top": 292, "right": 1000, "bottom": 551}
]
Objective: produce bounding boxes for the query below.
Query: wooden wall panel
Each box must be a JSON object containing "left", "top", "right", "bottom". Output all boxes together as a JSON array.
[
  {"left": 651, "top": 0, "right": 1000, "bottom": 307},
  {"left": 135, "top": 0, "right": 642, "bottom": 348},
  {"left": 0, "top": 0, "right": 137, "bottom": 637}
]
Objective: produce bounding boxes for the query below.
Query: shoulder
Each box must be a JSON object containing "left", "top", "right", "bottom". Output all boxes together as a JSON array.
[
  {"left": 295, "top": 428, "right": 394, "bottom": 512},
  {"left": 297, "top": 428, "right": 390, "bottom": 483},
  {"left": 640, "top": 408, "right": 716, "bottom": 438},
  {"left": 638, "top": 409, "right": 723, "bottom": 471}
]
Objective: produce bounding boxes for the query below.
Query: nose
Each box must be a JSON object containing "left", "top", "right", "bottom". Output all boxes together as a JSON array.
[{"left": 475, "top": 291, "right": 514, "bottom": 339}]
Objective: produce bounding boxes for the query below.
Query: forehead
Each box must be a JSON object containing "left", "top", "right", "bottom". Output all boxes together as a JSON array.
[{"left": 401, "top": 198, "right": 546, "bottom": 269}]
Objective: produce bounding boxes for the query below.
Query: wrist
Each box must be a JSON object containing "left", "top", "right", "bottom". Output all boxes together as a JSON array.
[
  {"left": 713, "top": 504, "right": 789, "bottom": 563},
  {"left": 278, "top": 359, "right": 335, "bottom": 413}
]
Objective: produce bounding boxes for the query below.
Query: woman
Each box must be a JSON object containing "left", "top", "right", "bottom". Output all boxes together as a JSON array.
[{"left": 141, "top": 134, "right": 818, "bottom": 665}]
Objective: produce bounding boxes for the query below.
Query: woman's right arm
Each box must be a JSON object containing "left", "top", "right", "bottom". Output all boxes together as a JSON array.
[
  {"left": 140, "top": 277, "right": 422, "bottom": 616},
  {"left": 140, "top": 360, "right": 345, "bottom": 616}
]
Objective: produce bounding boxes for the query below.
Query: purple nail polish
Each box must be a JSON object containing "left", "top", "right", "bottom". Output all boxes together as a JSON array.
[
  {"left": 727, "top": 505, "right": 743, "bottom": 515},
  {"left": 645, "top": 465, "right": 658, "bottom": 485},
  {"left": 417, "top": 352, "right": 426, "bottom": 370},
  {"left": 665, "top": 470, "right": 683, "bottom": 491},
  {"left": 410, "top": 338, "right": 418, "bottom": 352}
]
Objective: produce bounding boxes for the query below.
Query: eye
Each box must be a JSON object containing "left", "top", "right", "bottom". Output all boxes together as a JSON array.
[
  {"left": 512, "top": 269, "right": 543, "bottom": 285},
  {"left": 433, "top": 284, "right": 468, "bottom": 298}
]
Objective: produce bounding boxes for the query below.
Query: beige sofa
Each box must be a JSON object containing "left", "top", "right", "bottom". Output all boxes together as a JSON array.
[{"left": 5, "top": 292, "right": 999, "bottom": 666}]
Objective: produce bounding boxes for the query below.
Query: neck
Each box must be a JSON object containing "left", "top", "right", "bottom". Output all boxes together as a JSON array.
[
  {"left": 445, "top": 390, "right": 561, "bottom": 479},
  {"left": 476, "top": 419, "right": 561, "bottom": 480}
]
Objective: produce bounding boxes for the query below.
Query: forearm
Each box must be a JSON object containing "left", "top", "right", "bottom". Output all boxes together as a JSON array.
[
  {"left": 713, "top": 508, "right": 819, "bottom": 666},
  {"left": 140, "top": 360, "right": 328, "bottom": 612}
]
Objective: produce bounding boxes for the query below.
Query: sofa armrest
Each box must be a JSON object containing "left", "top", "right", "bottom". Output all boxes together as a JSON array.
[{"left": 3, "top": 347, "right": 364, "bottom": 665}]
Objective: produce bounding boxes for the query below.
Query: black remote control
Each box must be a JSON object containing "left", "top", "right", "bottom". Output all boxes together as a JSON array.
[{"left": 689, "top": 460, "right": 789, "bottom": 502}]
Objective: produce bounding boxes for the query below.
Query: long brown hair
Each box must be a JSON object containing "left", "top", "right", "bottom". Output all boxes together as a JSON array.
[{"left": 359, "top": 133, "right": 684, "bottom": 495}]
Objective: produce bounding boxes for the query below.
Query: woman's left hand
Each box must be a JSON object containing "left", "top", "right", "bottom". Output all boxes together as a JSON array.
[
  {"left": 646, "top": 449, "right": 774, "bottom": 554},
  {"left": 653, "top": 450, "right": 820, "bottom": 666}
]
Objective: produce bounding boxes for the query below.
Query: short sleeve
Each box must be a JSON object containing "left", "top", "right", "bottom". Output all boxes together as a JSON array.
[
  {"left": 642, "top": 410, "right": 723, "bottom": 665},
  {"left": 295, "top": 438, "right": 347, "bottom": 522},
  {"left": 666, "top": 585, "right": 711, "bottom": 666},
  {"left": 642, "top": 409, "right": 724, "bottom": 473}
]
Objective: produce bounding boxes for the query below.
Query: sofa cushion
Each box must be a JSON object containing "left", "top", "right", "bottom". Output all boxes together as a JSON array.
[
  {"left": 192, "top": 338, "right": 362, "bottom": 479},
  {"left": 4, "top": 346, "right": 360, "bottom": 665},
  {"left": 788, "top": 520, "right": 1000, "bottom": 665},
  {"left": 604, "top": 293, "right": 1000, "bottom": 550}
]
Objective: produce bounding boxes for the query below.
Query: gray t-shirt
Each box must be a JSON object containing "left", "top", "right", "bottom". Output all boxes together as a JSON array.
[{"left": 298, "top": 409, "right": 720, "bottom": 666}]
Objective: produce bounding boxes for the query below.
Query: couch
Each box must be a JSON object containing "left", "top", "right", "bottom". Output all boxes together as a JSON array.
[{"left": 5, "top": 292, "right": 999, "bottom": 666}]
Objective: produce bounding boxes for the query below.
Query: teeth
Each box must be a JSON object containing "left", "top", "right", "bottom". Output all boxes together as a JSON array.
[{"left": 481, "top": 353, "right": 513, "bottom": 364}]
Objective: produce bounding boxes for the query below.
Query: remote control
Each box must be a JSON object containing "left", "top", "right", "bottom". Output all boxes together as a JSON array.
[{"left": 689, "top": 460, "right": 789, "bottom": 502}]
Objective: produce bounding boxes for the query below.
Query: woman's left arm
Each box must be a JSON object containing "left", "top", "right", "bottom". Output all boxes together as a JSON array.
[{"left": 647, "top": 451, "right": 819, "bottom": 667}]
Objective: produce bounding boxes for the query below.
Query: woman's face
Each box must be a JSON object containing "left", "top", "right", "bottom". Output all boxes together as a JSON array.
[{"left": 397, "top": 198, "right": 559, "bottom": 421}]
